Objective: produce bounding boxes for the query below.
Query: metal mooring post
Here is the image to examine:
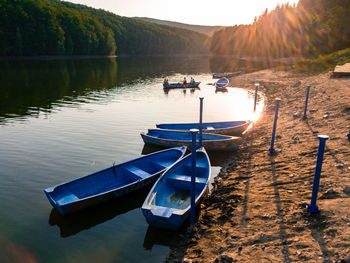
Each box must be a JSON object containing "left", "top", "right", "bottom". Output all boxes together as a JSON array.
[
  {"left": 269, "top": 98, "right": 281, "bottom": 153},
  {"left": 199, "top": 97, "right": 204, "bottom": 148},
  {"left": 303, "top": 85, "right": 311, "bottom": 119},
  {"left": 254, "top": 83, "right": 259, "bottom": 112},
  {"left": 190, "top": 129, "right": 198, "bottom": 226},
  {"left": 307, "top": 135, "right": 329, "bottom": 213}
]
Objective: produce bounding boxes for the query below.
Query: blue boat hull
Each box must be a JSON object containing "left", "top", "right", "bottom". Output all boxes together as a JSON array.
[
  {"left": 156, "top": 120, "right": 251, "bottom": 136},
  {"left": 163, "top": 82, "right": 200, "bottom": 89},
  {"left": 44, "top": 146, "right": 187, "bottom": 215},
  {"left": 141, "top": 129, "right": 240, "bottom": 151},
  {"left": 142, "top": 148, "right": 210, "bottom": 230},
  {"left": 216, "top": 77, "right": 229, "bottom": 88}
]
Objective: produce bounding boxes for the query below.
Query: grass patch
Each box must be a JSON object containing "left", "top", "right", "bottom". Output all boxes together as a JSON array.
[{"left": 294, "top": 48, "right": 350, "bottom": 73}]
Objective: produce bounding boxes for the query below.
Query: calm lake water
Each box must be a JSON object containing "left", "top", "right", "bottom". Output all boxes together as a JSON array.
[{"left": 0, "top": 56, "right": 264, "bottom": 263}]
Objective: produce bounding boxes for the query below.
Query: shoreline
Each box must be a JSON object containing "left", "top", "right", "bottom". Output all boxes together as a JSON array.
[{"left": 167, "top": 70, "right": 350, "bottom": 262}]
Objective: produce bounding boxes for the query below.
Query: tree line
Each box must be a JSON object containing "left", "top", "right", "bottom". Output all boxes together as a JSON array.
[
  {"left": 210, "top": 0, "right": 350, "bottom": 58},
  {"left": 0, "top": 0, "right": 209, "bottom": 56}
]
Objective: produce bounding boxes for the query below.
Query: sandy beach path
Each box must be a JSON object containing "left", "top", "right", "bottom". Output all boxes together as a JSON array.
[{"left": 167, "top": 70, "right": 350, "bottom": 263}]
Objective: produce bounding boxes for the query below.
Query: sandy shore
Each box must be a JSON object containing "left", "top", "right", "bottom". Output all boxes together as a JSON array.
[{"left": 167, "top": 70, "right": 350, "bottom": 262}]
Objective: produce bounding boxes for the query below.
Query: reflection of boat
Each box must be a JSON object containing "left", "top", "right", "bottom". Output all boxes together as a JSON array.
[
  {"left": 213, "top": 72, "right": 241, "bottom": 78},
  {"left": 142, "top": 147, "right": 210, "bottom": 230},
  {"left": 163, "top": 82, "right": 200, "bottom": 89},
  {"left": 143, "top": 226, "right": 185, "bottom": 250},
  {"left": 141, "top": 129, "right": 240, "bottom": 151},
  {"left": 49, "top": 186, "right": 151, "bottom": 238},
  {"left": 156, "top": 120, "right": 251, "bottom": 136},
  {"left": 44, "top": 147, "right": 186, "bottom": 215},
  {"left": 215, "top": 86, "right": 228, "bottom": 92}
]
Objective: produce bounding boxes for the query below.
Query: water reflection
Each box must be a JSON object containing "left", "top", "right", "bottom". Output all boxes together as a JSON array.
[
  {"left": 48, "top": 186, "right": 151, "bottom": 238},
  {"left": 0, "top": 58, "right": 118, "bottom": 123},
  {"left": 143, "top": 226, "right": 185, "bottom": 251},
  {"left": 0, "top": 56, "right": 270, "bottom": 124}
]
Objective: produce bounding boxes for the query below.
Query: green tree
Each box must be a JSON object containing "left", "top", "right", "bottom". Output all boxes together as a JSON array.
[{"left": 15, "top": 27, "right": 23, "bottom": 56}]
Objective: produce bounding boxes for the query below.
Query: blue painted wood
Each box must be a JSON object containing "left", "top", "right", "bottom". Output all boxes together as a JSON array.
[
  {"left": 44, "top": 146, "right": 187, "bottom": 215},
  {"left": 141, "top": 129, "right": 241, "bottom": 151},
  {"left": 215, "top": 77, "right": 229, "bottom": 88},
  {"left": 141, "top": 147, "right": 211, "bottom": 230},
  {"left": 156, "top": 120, "right": 251, "bottom": 136},
  {"left": 190, "top": 129, "right": 198, "bottom": 226},
  {"left": 163, "top": 82, "right": 201, "bottom": 89}
]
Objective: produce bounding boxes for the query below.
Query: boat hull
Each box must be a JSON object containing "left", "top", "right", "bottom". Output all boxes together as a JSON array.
[
  {"left": 44, "top": 146, "right": 187, "bottom": 215},
  {"left": 141, "top": 129, "right": 240, "bottom": 151},
  {"left": 156, "top": 120, "right": 251, "bottom": 136},
  {"left": 216, "top": 77, "right": 229, "bottom": 88},
  {"left": 163, "top": 82, "right": 200, "bottom": 89},
  {"left": 142, "top": 148, "right": 210, "bottom": 230}
]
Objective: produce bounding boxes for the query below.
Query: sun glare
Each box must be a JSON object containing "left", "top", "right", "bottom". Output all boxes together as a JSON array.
[{"left": 68, "top": 0, "right": 299, "bottom": 26}]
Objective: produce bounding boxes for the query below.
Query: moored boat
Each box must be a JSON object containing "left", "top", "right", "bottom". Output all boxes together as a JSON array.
[
  {"left": 213, "top": 71, "right": 242, "bottom": 79},
  {"left": 156, "top": 120, "right": 251, "bottom": 136},
  {"left": 44, "top": 146, "right": 187, "bottom": 215},
  {"left": 142, "top": 147, "right": 210, "bottom": 230},
  {"left": 215, "top": 77, "right": 229, "bottom": 88},
  {"left": 141, "top": 129, "right": 240, "bottom": 151}
]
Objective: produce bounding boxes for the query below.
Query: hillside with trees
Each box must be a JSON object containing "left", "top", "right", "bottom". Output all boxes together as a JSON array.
[
  {"left": 134, "top": 17, "right": 223, "bottom": 36},
  {"left": 210, "top": 0, "right": 350, "bottom": 58},
  {"left": 0, "top": 0, "right": 209, "bottom": 56}
]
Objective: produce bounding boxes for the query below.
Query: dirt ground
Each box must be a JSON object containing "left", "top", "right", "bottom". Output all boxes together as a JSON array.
[{"left": 166, "top": 70, "right": 350, "bottom": 262}]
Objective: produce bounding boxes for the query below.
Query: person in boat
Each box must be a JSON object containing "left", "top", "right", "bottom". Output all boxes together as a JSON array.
[
  {"left": 163, "top": 78, "right": 169, "bottom": 87},
  {"left": 190, "top": 77, "right": 195, "bottom": 85},
  {"left": 183, "top": 77, "right": 187, "bottom": 86}
]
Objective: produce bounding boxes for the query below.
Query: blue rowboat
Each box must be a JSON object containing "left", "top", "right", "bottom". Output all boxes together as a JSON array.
[
  {"left": 216, "top": 77, "right": 229, "bottom": 88},
  {"left": 142, "top": 147, "right": 210, "bottom": 230},
  {"left": 163, "top": 82, "right": 201, "bottom": 89},
  {"left": 141, "top": 129, "right": 240, "bottom": 151},
  {"left": 156, "top": 120, "right": 251, "bottom": 136},
  {"left": 44, "top": 146, "right": 187, "bottom": 215}
]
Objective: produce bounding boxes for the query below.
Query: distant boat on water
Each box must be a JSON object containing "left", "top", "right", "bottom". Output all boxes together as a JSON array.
[
  {"left": 213, "top": 72, "right": 242, "bottom": 79},
  {"left": 215, "top": 77, "right": 229, "bottom": 90},
  {"left": 163, "top": 82, "right": 201, "bottom": 89}
]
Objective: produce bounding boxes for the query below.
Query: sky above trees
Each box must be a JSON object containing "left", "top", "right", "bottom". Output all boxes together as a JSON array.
[{"left": 66, "top": 0, "right": 299, "bottom": 26}]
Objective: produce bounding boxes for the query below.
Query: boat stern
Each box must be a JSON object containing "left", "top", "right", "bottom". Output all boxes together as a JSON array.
[{"left": 141, "top": 206, "right": 184, "bottom": 231}]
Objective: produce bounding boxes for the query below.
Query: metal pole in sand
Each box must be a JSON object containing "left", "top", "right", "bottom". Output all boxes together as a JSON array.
[
  {"left": 303, "top": 85, "right": 311, "bottom": 119},
  {"left": 307, "top": 135, "right": 329, "bottom": 213},
  {"left": 254, "top": 83, "right": 259, "bottom": 112},
  {"left": 199, "top": 97, "right": 204, "bottom": 148},
  {"left": 190, "top": 129, "right": 198, "bottom": 226},
  {"left": 269, "top": 98, "right": 281, "bottom": 153}
]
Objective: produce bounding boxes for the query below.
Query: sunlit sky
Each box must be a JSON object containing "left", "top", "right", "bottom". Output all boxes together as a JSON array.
[{"left": 66, "top": 0, "right": 299, "bottom": 26}]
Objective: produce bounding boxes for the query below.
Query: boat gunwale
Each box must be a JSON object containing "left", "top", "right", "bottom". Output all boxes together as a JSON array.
[
  {"left": 44, "top": 146, "right": 187, "bottom": 205},
  {"left": 156, "top": 120, "right": 251, "bottom": 134},
  {"left": 144, "top": 128, "right": 240, "bottom": 142},
  {"left": 142, "top": 147, "right": 211, "bottom": 216}
]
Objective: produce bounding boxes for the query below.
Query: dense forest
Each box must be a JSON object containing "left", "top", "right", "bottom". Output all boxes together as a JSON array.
[
  {"left": 0, "top": 0, "right": 209, "bottom": 56},
  {"left": 210, "top": 0, "right": 350, "bottom": 58},
  {"left": 134, "top": 17, "right": 223, "bottom": 37}
]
